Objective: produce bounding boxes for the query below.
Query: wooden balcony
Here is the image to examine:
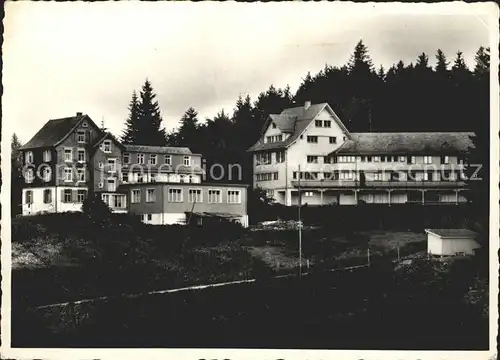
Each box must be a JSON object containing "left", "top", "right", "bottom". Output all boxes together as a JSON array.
[{"left": 291, "top": 179, "right": 466, "bottom": 189}]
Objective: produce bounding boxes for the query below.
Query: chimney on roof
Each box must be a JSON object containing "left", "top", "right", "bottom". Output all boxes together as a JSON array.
[
  {"left": 76, "top": 112, "right": 83, "bottom": 116},
  {"left": 304, "top": 101, "right": 311, "bottom": 110}
]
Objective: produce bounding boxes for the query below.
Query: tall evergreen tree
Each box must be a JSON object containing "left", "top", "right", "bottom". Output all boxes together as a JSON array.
[
  {"left": 435, "top": 49, "right": 449, "bottom": 74},
  {"left": 473, "top": 46, "right": 490, "bottom": 79},
  {"left": 121, "top": 91, "right": 141, "bottom": 144},
  {"left": 122, "top": 81, "right": 167, "bottom": 145},
  {"left": 11, "top": 133, "right": 23, "bottom": 216},
  {"left": 175, "top": 107, "right": 201, "bottom": 152}
]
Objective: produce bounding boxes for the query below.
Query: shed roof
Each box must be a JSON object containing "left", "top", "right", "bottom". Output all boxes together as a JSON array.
[
  {"left": 425, "top": 229, "right": 478, "bottom": 238},
  {"left": 333, "top": 132, "right": 473, "bottom": 155}
]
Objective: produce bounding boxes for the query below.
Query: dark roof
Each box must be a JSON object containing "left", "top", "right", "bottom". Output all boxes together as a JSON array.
[
  {"left": 425, "top": 229, "right": 478, "bottom": 238},
  {"left": 123, "top": 145, "right": 192, "bottom": 155},
  {"left": 20, "top": 115, "right": 87, "bottom": 150},
  {"left": 248, "top": 103, "right": 344, "bottom": 152},
  {"left": 333, "top": 132, "right": 473, "bottom": 155},
  {"left": 93, "top": 132, "right": 124, "bottom": 149}
]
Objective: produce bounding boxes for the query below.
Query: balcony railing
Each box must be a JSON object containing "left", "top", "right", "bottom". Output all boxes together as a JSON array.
[{"left": 290, "top": 179, "right": 466, "bottom": 189}]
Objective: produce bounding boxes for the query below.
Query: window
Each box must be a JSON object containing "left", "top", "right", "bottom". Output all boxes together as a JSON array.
[
  {"left": 77, "top": 190, "right": 87, "bottom": 203},
  {"left": 275, "top": 151, "right": 285, "bottom": 163},
  {"left": 150, "top": 172, "right": 157, "bottom": 182},
  {"left": 399, "top": 156, "right": 406, "bottom": 162},
  {"left": 256, "top": 152, "right": 272, "bottom": 165},
  {"left": 82, "top": 122, "right": 88, "bottom": 127},
  {"left": 107, "top": 178, "right": 116, "bottom": 192},
  {"left": 164, "top": 155, "right": 172, "bottom": 165},
  {"left": 137, "top": 173, "right": 144, "bottom": 183},
  {"left": 107, "top": 158, "right": 117, "bottom": 172},
  {"left": 343, "top": 136, "right": 346, "bottom": 141},
  {"left": 441, "top": 156, "right": 450, "bottom": 164},
  {"left": 180, "top": 174, "right": 186, "bottom": 183},
  {"left": 43, "top": 150, "right": 51, "bottom": 162},
  {"left": 266, "top": 135, "right": 283, "bottom": 143},
  {"left": 339, "top": 171, "right": 354, "bottom": 180},
  {"left": 373, "top": 156, "right": 380, "bottom": 162},
  {"left": 329, "top": 137, "right": 337, "bottom": 144},
  {"left": 98, "top": 182, "right": 104, "bottom": 188},
  {"left": 25, "top": 151, "right": 33, "bottom": 164},
  {"left": 77, "top": 168, "right": 85, "bottom": 182},
  {"left": 307, "top": 156, "right": 318, "bottom": 163},
  {"left": 25, "top": 190, "right": 33, "bottom": 204},
  {"left": 99, "top": 162, "right": 104, "bottom": 169},
  {"left": 188, "top": 189, "right": 203, "bottom": 203},
  {"left": 123, "top": 153, "right": 130, "bottom": 164},
  {"left": 42, "top": 166, "right": 52, "bottom": 182},
  {"left": 373, "top": 172, "right": 383, "bottom": 181},
  {"left": 227, "top": 190, "right": 241, "bottom": 204},
  {"left": 424, "top": 156, "right": 433, "bottom": 164},
  {"left": 64, "top": 168, "right": 73, "bottom": 182},
  {"left": 43, "top": 189, "right": 52, "bottom": 204},
  {"left": 137, "top": 153, "right": 145, "bottom": 164},
  {"left": 307, "top": 136, "right": 318, "bottom": 143},
  {"left": 146, "top": 189, "right": 156, "bottom": 203},
  {"left": 101, "top": 194, "right": 110, "bottom": 206},
  {"left": 103, "top": 140, "right": 112, "bottom": 153},
  {"left": 273, "top": 172, "right": 279, "bottom": 180},
  {"left": 272, "top": 123, "right": 277, "bottom": 129},
  {"left": 183, "top": 156, "right": 191, "bottom": 166},
  {"left": 315, "top": 120, "right": 322, "bottom": 127},
  {"left": 303, "top": 191, "right": 314, "bottom": 197},
  {"left": 77, "top": 149, "right": 86, "bottom": 163},
  {"left": 63, "top": 189, "right": 72, "bottom": 203},
  {"left": 256, "top": 172, "right": 279, "bottom": 181},
  {"left": 149, "top": 154, "right": 157, "bottom": 165},
  {"left": 114, "top": 194, "right": 126, "bottom": 209},
  {"left": 122, "top": 173, "right": 129, "bottom": 183},
  {"left": 323, "top": 120, "right": 331, "bottom": 128},
  {"left": 77, "top": 130, "right": 86, "bottom": 143},
  {"left": 208, "top": 189, "right": 222, "bottom": 203},
  {"left": 407, "top": 156, "right": 416, "bottom": 164},
  {"left": 24, "top": 168, "right": 34, "bottom": 183},
  {"left": 147, "top": 214, "right": 152, "bottom": 221},
  {"left": 168, "top": 188, "right": 183, "bottom": 202},
  {"left": 131, "top": 189, "right": 141, "bottom": 203},
  {"left": 64, "top": 148, "right": 73, "bottom": 162}
]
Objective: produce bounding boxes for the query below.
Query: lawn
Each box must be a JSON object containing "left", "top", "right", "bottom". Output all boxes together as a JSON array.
[{"left": 15, "top": 260, "right": 488, "bottom": 349}]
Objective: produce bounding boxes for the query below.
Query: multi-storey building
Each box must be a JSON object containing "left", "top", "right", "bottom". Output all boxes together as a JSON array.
[
  {"left": 19, "top": 113, "right": 249, "bottom": 226},
  {"left": 248, "top": 101, "right": 473, "bottom": 206}
]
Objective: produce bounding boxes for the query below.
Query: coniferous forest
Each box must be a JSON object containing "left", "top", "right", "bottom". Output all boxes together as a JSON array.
[{"left": 11, "top": 41, "right": 491, "bottom": 217}]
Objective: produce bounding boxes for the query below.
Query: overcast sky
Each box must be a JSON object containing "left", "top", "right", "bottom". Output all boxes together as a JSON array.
[{"left": 3, "top": 2, "right": 495, "bottom": 144}]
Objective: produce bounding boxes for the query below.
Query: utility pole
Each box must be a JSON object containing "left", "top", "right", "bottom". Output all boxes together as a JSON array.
[{"left": 298, "top": 164, "right": 302, "bottom": 279}]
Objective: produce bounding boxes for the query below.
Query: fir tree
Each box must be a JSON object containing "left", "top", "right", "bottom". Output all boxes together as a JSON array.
[
  {"left": 473, "top": 46, "right": 490, "bottom": 79},
  {"left": 121, "top": 91, "right": 140, "bottom": 144},
  {"left": 176, "top": 107, "right": 200, "bottom": 151},
  {"left": 122, "top": 80, "right": 167, "bottom": 146},
  {"left": 11, "top": 133, "right": 23, "bottom": 215},
  {"left": 435, "top": 49, "right": 449, "bottom": 74}
]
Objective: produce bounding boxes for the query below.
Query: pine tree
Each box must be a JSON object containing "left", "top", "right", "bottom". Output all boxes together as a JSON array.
[
  {"left": 415, "top": 52, "right": 431, "bottom": 70},
  {"left": 11, "top": 133, "right": 24, "bottom": 216},
  {"left": 348, "top": 39, "right": 374, "bottom": 74},
  {"left": 176, "top": 107, "right": 200, "bottom": 151},
  {"left": 452, "top": 51, "right": 468, "bottom": 72},
  {"left": 122, "top": 80, "right": 167, "bottom": 146},
  {"left": 473, "top": 46, "right": 490, "bottom": 79},
  {"left": 435, "top": 49, "right": 449, "bottom": 74},
  {"left": 121, "top": 91, "right": 140, "bottom": 144}
]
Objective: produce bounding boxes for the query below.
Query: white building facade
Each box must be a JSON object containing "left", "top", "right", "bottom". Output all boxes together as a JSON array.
[{"left": 248, "top": 102, "right": 473, "bottom": 206}]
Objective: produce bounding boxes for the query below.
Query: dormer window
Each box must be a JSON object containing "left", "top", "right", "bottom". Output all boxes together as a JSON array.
[{"left": 272, "top": 123, "right": 277, "bottom": 129}]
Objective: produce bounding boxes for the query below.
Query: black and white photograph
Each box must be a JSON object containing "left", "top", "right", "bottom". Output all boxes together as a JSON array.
[{"left": 1, "top": 1, "right": 498, "bottom": 358}]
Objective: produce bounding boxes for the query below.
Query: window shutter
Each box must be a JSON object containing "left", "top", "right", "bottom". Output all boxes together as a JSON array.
[{"left": 61, "top": 189, "right": 66, "bottom": 203}]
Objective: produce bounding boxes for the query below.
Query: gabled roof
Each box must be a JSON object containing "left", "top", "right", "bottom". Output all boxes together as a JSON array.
[
  {"left": 248, "top": 102, "right": 350, "bottom": 152},
  {"left": 123, "top": 144, "right": 192, "bottom": 155},
  {"left": 93, "top": 132, "right": 125, "bottom": 149},
  {"left": 332, "top": 132, "right": 473, "bottom": 156},
  {"left": 20, "top": 114, "right": 92, "bottom": 150},
  {"left": 425, "top": 229, "right": 478, "bottom": 239}
]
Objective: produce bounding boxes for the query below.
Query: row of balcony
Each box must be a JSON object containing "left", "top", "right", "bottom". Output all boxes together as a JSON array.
[{"left": 290, "top": 179, "right": 467, "bottom": 189}]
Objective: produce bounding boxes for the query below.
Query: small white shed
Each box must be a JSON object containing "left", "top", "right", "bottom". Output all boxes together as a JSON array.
[{"left": 425, "top": 229, "right": 481, "bottom": 257}]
